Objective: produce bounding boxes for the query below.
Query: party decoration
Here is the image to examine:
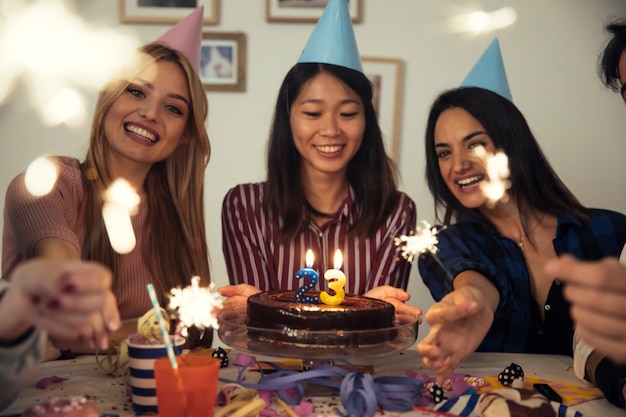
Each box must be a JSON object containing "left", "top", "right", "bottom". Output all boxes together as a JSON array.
[
  {"left": 155, "top": 5, "right": 204, "bottom": 70},
  {"left": 461, "top": 38, "right": 512, "bottom": 101},
  {"left": 297, "top": 0, "right": 362, "bottom": 72},
  {"left": 498, "top": 362, "right": 525, "bottom": 388}
]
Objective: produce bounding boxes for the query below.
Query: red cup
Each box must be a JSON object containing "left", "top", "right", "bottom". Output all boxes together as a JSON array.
[{"left": 154, "top": 355, "right": 221, "bottom": 417}]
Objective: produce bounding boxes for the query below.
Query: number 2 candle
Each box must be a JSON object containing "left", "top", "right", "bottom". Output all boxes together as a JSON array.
[{"left": 294, "top": 249, "right": 319, "bottom": 303}]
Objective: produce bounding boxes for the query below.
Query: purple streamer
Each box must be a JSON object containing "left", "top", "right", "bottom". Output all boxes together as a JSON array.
[{"left": 222, "top": 354, "right": 424, "bottom": 417}]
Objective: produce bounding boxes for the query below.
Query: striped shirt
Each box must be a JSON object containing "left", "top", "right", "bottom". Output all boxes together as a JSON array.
[{"left": 221, "top": 182, "right": 417, "bottom": 295}]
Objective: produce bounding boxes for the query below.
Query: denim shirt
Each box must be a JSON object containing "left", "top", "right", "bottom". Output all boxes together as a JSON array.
[{"left": 418, "top": 208, "right": 626, "bottom": 355}]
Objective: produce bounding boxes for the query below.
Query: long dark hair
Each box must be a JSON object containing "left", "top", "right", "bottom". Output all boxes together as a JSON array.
[
  {"left": 264, "top": 63, "right": 400, "bottom": 242},
  {"left": 424, "top": 87, "right": 587, "bottom": 225}
]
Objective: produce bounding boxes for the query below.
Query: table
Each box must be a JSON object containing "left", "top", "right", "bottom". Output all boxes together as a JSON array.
[{"left": 1, "top": 350, "right": 623, "bottom": 417}]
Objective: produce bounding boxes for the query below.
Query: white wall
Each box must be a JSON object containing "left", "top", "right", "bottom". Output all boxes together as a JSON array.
[{"left": 1, "top": 0, "right": 626, "bottom": 343}]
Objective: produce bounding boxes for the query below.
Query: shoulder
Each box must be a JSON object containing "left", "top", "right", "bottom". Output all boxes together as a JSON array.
[
  {"left": 223, "top": 183, "right": 264, "bottom": 203},
  {"left": 584, "top": 208, "right": 626, "bottom": 221},
  {"left": 395, "top": 191, "right": 417, "bottom": 210},
  {"left": 563, "top": 208, "right": 626, "bottom": 230},
  {"left": 6, "top": 156, "right": 83, "bottom": 200},
  {"left": 222, "top": 182, "right": 265, "bottom": 215}
]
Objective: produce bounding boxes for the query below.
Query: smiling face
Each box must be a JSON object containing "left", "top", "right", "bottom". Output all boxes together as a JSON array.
[
  {"left": 103, "top": 59, "right": 191, "bottom": 177},
  {"left": 289, "top": 71, "right": 365, "bottom": 179},
  {"left": 434, "top": 107, "right": 498, "bottom": 209}
]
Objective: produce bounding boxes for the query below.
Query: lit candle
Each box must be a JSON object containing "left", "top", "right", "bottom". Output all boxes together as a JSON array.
[
  {"left": 320, "top": 249, "right": 346, "bottom": 306},
  {"left": 294, "top": 249, "right": 319, "bottom": 303}
]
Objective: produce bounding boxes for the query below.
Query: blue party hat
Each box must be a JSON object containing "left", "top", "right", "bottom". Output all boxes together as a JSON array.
[
  {"left": 297, "top": 0, "right": 362, "bottom": 73},
  {"left": 461, "top": 38, "right": 512, "bottom": 101}
]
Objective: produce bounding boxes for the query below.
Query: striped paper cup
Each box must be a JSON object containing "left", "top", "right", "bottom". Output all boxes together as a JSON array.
[{"left": 127, "top": 335, "right": 185, "bottom": 414}]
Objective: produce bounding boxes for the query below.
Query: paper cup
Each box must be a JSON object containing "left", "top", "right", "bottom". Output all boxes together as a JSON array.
[
  {"left": 155, "top": 355, "right": 221, "bottom": 417},
  {"left": 127, "top": 335, "right": 185, "bottom": 414}
]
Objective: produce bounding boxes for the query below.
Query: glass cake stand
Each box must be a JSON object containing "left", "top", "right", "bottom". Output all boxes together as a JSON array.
[{"left": 217, "top": 305, "right": 419, "bottom": 360}]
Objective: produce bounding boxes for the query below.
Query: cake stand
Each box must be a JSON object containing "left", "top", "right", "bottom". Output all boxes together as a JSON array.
[{"left": 217, "top": 305, "right": 419, "bottom": 360}]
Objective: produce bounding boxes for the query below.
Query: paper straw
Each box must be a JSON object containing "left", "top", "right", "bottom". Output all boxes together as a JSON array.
[{"left": 146, "top": 283, "right": 178, "bottom": 369}]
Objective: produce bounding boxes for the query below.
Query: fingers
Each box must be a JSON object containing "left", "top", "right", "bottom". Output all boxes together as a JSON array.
[
  {"left": 10, "top": 259, "right": 120, "bottom": 350},
  {"left": 547, "top": 255, "right": 626, "bottom": 292},
  {"left": 571, "top": 303, "right": 626, "bottom": 345},
  {"left": 565, "top": 285, "right": 626, "bottom": 320},
  {"left": 219, "top": 284, "right": 261, "bottom": 298},
  {"left": 424, "top": 299, "right": 478, "bottom": 326}
]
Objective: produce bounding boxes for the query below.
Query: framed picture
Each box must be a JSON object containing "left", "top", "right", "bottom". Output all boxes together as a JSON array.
[
  {"left": 266, "top": 0, "right": 362, "bottom": 23},
  {"left": 119, "top": 0, "right": 219, "bottom": 24},
  {"left": 199, "top": 32, "right": 247, "bottom": 92},
  {"left": 361, "top": 56, "right": 405, "bottom": 162}
]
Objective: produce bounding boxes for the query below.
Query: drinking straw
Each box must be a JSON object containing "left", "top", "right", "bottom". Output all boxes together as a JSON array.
[{"left": 146, "top": 283, "right": 178, "bottom": 369}]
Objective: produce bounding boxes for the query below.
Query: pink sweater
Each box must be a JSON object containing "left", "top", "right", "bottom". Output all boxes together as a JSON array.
[{"left": 2, "top": 156, "right": 161, "bottom": 319}]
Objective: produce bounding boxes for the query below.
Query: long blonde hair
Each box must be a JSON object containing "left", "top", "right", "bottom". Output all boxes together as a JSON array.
[{"left": 81, "top": 43, "right": 211, "bottom": 298}]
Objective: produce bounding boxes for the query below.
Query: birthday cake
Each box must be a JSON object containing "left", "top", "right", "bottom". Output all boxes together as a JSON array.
[{"left": 245, "top": 291, "right": 397, "bottom": 346}]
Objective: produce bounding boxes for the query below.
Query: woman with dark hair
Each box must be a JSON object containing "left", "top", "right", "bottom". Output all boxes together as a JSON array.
[
  {"left": 416, "top": 86, "right": 626, "bottom": 388},
  {"left": 220, "top": 62, "right": 418, "bottom": 311},
  {"left": 220, "top": 0, "right": 419, "bottom": 313}
]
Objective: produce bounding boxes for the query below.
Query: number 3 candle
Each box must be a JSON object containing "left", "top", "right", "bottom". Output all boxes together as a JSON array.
[
  {"left": 320, "top": 249, "right": 346, "bottom": 306},
  {"left": 295, "top": 249, "right": 319, "bottom": 303}
]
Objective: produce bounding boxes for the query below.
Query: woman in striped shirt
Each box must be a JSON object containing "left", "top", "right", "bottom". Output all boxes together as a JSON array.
[{"left": 220, "top": 62, "right": 421, "bottom": 316}]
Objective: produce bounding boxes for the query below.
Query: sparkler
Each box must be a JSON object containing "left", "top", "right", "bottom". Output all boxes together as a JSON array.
[
  {"left": 0, "top": 0, "right": 139, "bottom": 126},
  {"left": 395, "top": 221, "right": 441, "bottom": 263},
  {"left": 395, "top": 221, "right": 454, "bottom": 280},
  {"left": 168, "top": 276, "right": 224, "bottom": 337},
  {"left": 24, "top": 156, "right": 58, "bottom": 196},
  {"left": 475, "top": 147, "right": 511, "bottom": 207},
  {"left": 102, "top": 179, "right": 140, "bottom": 254}
]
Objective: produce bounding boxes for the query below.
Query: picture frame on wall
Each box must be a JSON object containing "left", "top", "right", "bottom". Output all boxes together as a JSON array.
[
  {"left": 266, "top": 0, "right": 362, "bottom": 23},
  {"left": 361, "top": 56, "right": 405, "bottom": 162},
  {"left": 199, "top": 32, "right": 247, "bottom": 92},
  {"left": 119, "top": 0, "right": 219, "bottom": 24}
]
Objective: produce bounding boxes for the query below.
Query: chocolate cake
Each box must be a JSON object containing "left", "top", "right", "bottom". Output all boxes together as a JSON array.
[{"left": 246, "top": 291, "right": 397, "bottom": 346}]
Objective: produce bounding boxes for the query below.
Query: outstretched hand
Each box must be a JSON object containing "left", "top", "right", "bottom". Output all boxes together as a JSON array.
[
  {"left": 417, "top": 287, "right": 494, "bottom": 383},
  {"left": 364, "top": 285, "right": 423, "bottom": 322},
  {"left": 4, "top": 259, "right": 120, "bottom": 351}
]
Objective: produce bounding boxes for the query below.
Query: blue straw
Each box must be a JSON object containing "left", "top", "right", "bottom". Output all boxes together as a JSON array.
[{"left": 146, "top": 283, "right": 178, "bottom": 369}]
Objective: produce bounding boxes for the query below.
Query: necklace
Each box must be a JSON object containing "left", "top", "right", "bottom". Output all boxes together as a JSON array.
[
  {"left": 305, "top": 200, "right": 335, "bottom": 219},
  {"left": 518, "top": 214, "right": 546, "bottom": 251}
]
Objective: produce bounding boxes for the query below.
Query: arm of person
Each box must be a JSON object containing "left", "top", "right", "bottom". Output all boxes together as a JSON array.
[
  {"left": 221, "top": 185, "right": 272, "bottom": 290},
  {"left": 547, "top": 255, "right": 626, "bottom": 408},
  {"left": 417, "top": 270, "right": 499, "bottom": 383},
  {"left": 545, "top": 254, "right": 626, "bottom": 363},
  {"left": 0, "top": 259, "right": 120, "bottom": 409}
]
